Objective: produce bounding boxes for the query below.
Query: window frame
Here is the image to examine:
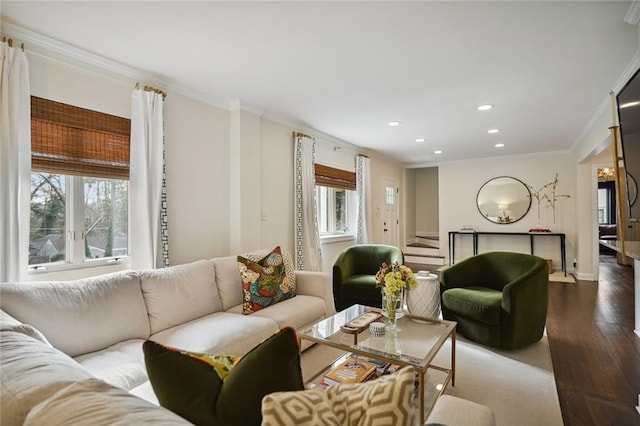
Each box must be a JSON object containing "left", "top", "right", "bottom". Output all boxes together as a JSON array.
[
  {"left": 314, "top": 163, "right": 357, "bottom": 241},
  {"left": 29, "top": 173, "right": 130, "bottom": 274},
  {"left": 28, "top": 96, "right": 131, "bottom": 274}
]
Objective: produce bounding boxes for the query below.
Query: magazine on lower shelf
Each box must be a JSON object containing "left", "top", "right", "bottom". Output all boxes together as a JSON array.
[{"left": 322, "top": 356, "right": 377, "bottom": 386}]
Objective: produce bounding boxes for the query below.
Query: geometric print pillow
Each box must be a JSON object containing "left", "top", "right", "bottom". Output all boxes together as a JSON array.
[
  {"left": 238, "top": 246, "right": 296, "bottom": 314},
  {"left": 261, "top": 366, "right": 416, "bottom": 426}
]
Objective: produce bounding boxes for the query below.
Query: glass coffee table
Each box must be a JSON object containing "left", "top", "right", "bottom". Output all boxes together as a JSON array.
[{"left": 298, "top": 304, "right": 456, "bottom": 423}]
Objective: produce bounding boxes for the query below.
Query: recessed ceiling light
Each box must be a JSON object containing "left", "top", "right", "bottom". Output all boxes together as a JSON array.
[
  {"left": 620, "top": 101, "right": 640, "bottom": 109},
  {"left": 416, "top": 138, "right": 425, "bottom": 143},
  {"left": 495, "top": 143, "right": 505, "bottom": 148},
  {"left": 388, "top": 121, "right": 401, "bottom": 127},
  {"left": 478, "top": 104, "right": 493, "bottom": 111},
  {"left": 488, "top": 128, "right": 500, "bottom": 134},
  {"left": 434, "top": 150, "right": 443, "bottom": 154}
]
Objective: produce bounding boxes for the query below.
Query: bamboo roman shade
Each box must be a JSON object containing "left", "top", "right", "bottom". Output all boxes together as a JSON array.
[
  {"left": 30, "top": 96, "right": 131, "bottom": 179},
  {"left": 315, "top": 163, "right": 356, "bottom": 190}
]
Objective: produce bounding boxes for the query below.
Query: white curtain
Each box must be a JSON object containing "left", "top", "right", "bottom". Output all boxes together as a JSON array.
[
  {"left": 0, "top": 42, "right": 30, "bottom": 282},
  {"left": 129, "top": 88, "right": 167, "bottom": 270},
  {"left": 356, "top": 155, "right": 372, "bottom": 244},
  {"left": 294, "top": 133, "right": 322, "bottom": 271}
]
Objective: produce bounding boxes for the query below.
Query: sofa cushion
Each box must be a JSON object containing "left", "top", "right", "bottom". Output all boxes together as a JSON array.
[
  {"left": 23, "top": 378, "right": 191, "bottom": 426},
  {"left": 0, "top": 309, "right": 51, "bottom": 346},
  {"left": 144, "top": 327, "right": 304, "bottom": 426},
  {"left": 74, "top": 339, "right": 147, "bottom": 391},
  {"left": 140, "top": 259, "right": 222, "bottom": 334},
  {"left": 150, "top": 311, "right": 279, "bottom": 356},
  {"left": 238, "top": 246, "right": 295, "bottom": 314},
  {"left": 0, "top": 331, "right": 94, "bottom": 426},
  {"left": 442, "top": 286, "right": 503, "bottom": 325},
  {"left": 261, "top": 365, "right": 416, "bottom": 426},
  {"left": 226, "top": 295, "right": 325, "bottom": 331},
  {"left": 0, "top": 271, "right": 150, "bottom": 357}
]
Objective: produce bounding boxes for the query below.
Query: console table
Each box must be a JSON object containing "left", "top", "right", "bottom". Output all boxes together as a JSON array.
[{"left": 448, "top": 231, "right": 567, "bottom": 276}]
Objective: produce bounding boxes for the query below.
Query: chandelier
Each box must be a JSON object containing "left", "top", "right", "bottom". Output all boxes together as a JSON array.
[{"left": 598, "top": 167, "right": 615, "bottom": 180}]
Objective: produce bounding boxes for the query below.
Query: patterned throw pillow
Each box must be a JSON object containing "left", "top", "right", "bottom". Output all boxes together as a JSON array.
[
  {"left": 262, "top": 365, "right": 416, "bottom": 426},
  {"left": 238, "top": 246, "right": 296, "bottom": 314},
  {"left": 144, "top": 327, "right": 304, "bottom": 426}
]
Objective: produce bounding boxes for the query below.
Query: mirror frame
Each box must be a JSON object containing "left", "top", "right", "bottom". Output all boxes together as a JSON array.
[{"left": 476, "top": 176, "right": 532, "bottom": 225}]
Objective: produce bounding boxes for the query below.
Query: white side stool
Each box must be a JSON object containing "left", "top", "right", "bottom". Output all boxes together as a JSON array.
[
  {"left": 407, "top": 271, "right": 441, "bottom": 319},
  {"left": 425, "top": 395, "right": 496, "bottom": 426}
]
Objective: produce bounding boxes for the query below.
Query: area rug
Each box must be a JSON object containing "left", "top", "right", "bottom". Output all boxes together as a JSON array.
[
  {"left": 549, "top": 271, "right": 576, "bottom": 283},
  {"left": 301, "top": 335, "right": 563, "bottom": 426}
]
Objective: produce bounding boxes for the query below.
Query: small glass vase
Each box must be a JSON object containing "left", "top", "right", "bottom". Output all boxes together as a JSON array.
[{"left": 382, "top": 288, "right": 405, "bottom": 330}]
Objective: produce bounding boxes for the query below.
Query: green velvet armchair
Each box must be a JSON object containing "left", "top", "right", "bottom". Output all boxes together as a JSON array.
[
  {"left": 440, "top": 251, "right": 549, "bottom": 350},
  {"left": 332, "top": 244, "right": 404, "bottom": 311}
]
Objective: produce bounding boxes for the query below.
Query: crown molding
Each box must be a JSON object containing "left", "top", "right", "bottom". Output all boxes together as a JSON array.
[
  {"left": 624, "top": 1, "right": 640, "bottom": 25},
  {"left": 1, "top": 18, "right": 232, "bottom": 111},
  {"left": 229, "top": 100, "right": 264, "bottom": 116},
  {"left": 572, "top": 50, "right": 640, "bottom": 150}
]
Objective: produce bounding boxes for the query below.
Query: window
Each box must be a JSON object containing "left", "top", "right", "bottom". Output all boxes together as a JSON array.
[
  {"left": 29, "top": 97, "right": 131, "bottom": 269},
  {"left": 315, "top": 164, "right": 356, "bottom": 236},
  {"left": 597, "top": 181, "right": 616, "bottom": 225}
]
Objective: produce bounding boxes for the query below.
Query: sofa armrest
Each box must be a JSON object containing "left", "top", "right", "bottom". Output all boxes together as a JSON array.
[{"left": 295, "top": 271, "right": 336, "bottom": 316}]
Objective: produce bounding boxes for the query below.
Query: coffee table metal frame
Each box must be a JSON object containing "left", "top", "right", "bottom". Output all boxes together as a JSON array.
[{"left": 298, "top": 304, "right": 456, "bottom": 423}]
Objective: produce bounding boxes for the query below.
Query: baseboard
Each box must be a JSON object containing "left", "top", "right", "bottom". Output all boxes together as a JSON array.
[{"left": 575, "top": 272, "right": 597, "bottom": 281}]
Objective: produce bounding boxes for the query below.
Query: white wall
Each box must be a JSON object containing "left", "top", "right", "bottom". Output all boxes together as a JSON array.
[
  {"left": 438, "top": 152, "right": 577, "bottom": 273},
  {"left": 415, "top": 167, "right": 439, "bottom": 236},
  {"left": 404, "top": 169, "right": 416, "bottom": 242},
  {"left": 26, "top": 50, "right": 406, "bottom": 280},
  {"left": 165, "top": 93, "right": 230, "bottom": 265}
]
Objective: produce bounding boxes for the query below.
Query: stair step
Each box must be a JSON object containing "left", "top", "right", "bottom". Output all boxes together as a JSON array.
[
  {"left": 404, "top": 253, "right": 446, "bottom": 266},
  {"left": 405, "top": 246, "right": 440, "bottom": 256},
  {"left": 414, "top": 236, "right": 440, "bottom": 249}
]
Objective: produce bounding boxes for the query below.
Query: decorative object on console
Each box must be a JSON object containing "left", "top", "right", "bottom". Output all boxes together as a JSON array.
[
  {"left": 238, "top": 246, "right": 296, "bottom": 314},
  {"left": 143, "top": 327, "right": 304, "bottom": 426},
  {"left": 528, "top": 227, "right": 551, "bottom": 233},
  {"left": 375, "top": 261, "right": 417, "bottom": 329},
  {"left": 525, "top": 173, "right": 570, "bottom": 225},
  {"left": 261, "top": 366, "right": 416, "bottom": 426}
]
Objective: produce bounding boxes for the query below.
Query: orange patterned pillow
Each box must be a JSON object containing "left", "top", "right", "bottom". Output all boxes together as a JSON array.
[{"left": 237, "top": 246, "right": 296, "bottom": 314}]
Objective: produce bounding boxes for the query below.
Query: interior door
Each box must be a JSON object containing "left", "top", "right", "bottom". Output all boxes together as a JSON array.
[{"left": 382, "top": 177, "right": 399, "bottom": 247}]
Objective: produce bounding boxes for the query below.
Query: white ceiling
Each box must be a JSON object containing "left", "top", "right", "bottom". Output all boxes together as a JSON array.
[{"left": 2, "top": 1, "right": 639, "bottom": 165}]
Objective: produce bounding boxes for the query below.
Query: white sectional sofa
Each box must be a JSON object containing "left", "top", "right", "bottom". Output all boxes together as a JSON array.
[
  {"left": 0, "top": 250, "right": 334, "bottom": 425},
  {"left": 0, "top": 249, "right": 495, "bottom": 426}
]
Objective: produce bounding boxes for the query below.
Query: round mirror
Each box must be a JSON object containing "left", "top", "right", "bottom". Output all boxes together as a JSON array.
[
  {"left": 476, "top": 176, "right": 532, "bottom": 224},
  {"left": 628, "top": 173, "right": 638, "bottom": 207}
]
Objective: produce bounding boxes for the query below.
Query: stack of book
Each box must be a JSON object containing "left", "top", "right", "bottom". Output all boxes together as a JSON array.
[
  {"left": 321, "top": 354, "right": 406, "bottom": 386},
  {"left": 322, "top": 356, "right": 378, "bottom": 386}
]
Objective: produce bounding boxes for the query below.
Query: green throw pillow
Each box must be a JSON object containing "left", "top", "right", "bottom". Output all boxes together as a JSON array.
[{"left": 143, "top": 327, "right": 304, "bottom": 426}]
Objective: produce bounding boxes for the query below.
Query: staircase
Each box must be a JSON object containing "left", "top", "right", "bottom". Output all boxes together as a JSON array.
[{"left": 404, "top": 236, "right": 445, "bottom": 266}]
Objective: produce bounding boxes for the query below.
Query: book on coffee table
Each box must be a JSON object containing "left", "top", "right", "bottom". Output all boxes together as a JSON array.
[{"left": 322, "top": 356, "right": 377, "bottom": 386}]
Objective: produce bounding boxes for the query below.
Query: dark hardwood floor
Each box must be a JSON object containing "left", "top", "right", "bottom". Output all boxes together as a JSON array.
[
  {"left": 407, "top": 257, "right": 640, "bottom": 425},
  {"left": 547, "top": 254, "right": 640, "bottom": 426}
]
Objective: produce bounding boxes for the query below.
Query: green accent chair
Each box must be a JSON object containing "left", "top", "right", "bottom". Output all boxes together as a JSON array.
[
  {"left": 440, "top": 251, "right": 549, "bottom": 350},
  {"left": 333, "top": 244, "right": 404, "bottom": 311}
]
